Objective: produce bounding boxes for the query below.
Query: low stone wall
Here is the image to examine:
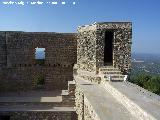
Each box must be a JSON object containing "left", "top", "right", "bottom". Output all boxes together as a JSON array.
[
  {"left": 75, "top": 79, "right": 100, "bottom": 120},
  {"left": 75, "top": 69, "right": 101, "bottom": 84},
  {"left": 83, "top": 96, "right": 100, "bottom": 120},
  {"left": 75, "top": 83, "right": 84, "bottom": 120},
  {"left": 101, "top": 81, "right": 160, "bottom": 120}
]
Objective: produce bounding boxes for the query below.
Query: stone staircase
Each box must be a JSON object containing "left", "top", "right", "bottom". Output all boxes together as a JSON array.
[
  {"left": 99, "top": 66, "right": 127, "bottom": 81},
  {"left": 0, "top": 81, "right": 76, "bottom": 107},
  {"left": 61, "top": 81, "right": 76, "bottom": 106}
]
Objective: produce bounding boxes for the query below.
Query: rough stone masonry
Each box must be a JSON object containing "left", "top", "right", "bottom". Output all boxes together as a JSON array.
[
  {"left": 74, "top": 22, "right": 160, "bottom": 120},
  {"left": 0, "top": 22, "right": 160, "bottom": 120},
  {"left": 77, "top": 22, "right": 132, "bottom": 74},
  {"left": 0, "top": 32, "right": 77, "bottom": 91}
]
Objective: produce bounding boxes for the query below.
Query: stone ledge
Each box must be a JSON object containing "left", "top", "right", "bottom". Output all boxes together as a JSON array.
[
  {"left": 75, "top": 76, "right": 136, "bottom": 120},
  {"left": 0, "top": 106, "right": 75, "bottom": 112},
  {"left": 101, "top": 81, "right": 160, "bottom": 120},
  {"left": 0, "top": 97, "right": 62, "bottom": 103}
]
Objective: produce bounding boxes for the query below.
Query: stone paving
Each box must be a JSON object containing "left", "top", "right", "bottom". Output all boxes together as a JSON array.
[
  {"left": 105, "top": 81, "right": 160, "bottom": 119},
  {"left": 0, "top": 90, "right": 62, "bottom": 102},
  {"left": 0, "top": 90, "right": 61, "bottom": 97},
  {"left": 75, "top": 76, "right": 136, "bottom": 120},
  {"left": 0, "top": 106, "right": 75, "bottom": 112}
]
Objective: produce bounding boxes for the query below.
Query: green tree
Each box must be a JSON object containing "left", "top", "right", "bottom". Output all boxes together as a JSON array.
[{"left": 130, "top": 73, "right": 160, "bottom": 95}]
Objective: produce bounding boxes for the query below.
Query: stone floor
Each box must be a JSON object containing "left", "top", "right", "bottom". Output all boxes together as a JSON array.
[
  {"left": 109, "top": 81, "right": 160, "bottom": 119},
  {"left": 75, "top": 77, "right": 136, "bottom": 120},
  {"left": 0, "top": 90, "right": 61, "bottom": 97},
  {"left": 0, "top": 90, "right": 76, "bottom": 115},
  {"left": 75, "top": 75, "right": 160, "bottom": 120},
  {"left": 0, "top": 90, "right": 62, "bottom": 103},
  {"left": 0, "top": 106, "right": 75, "bottom": 112}
]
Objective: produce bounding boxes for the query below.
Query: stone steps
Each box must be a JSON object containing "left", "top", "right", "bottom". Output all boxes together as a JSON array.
[
  {"left": 0, "top": 96, "right": 63, "bottom": 107},
  {"left": 99, "top": 71, "right": 122, "bottom": 74},
  {"left": 61, "top": 81, "right": 75, "bottom": 104},
  {"left": 0, "top": 106, "right": 76, "bottom": 112},
  {"left": 106, "top": 74, "right": 124, "bottom": 78},
  {"left": 99, "top": 66, "right": 119, "bottom": 72},
  {"left": 0, "top": 80, "right": 76, "bottom": 108},
  {"left": 109, "top": 78, "right": 124, "bottom": 81},
  {"left": 99, "top": 66, "right": 125, "bottom": 81}
]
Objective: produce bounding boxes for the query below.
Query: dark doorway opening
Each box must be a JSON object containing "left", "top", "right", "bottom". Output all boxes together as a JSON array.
[
  {"left": 104, "top": 31, "right": 113, "bottom": 65},
  {"left": 0, "top": 116, "right": 10, "bottom": 120}
]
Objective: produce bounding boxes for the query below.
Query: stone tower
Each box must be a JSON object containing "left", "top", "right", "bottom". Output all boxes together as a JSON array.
[{"left": 76, "top": 22, "right": 132, "bottom": 75}]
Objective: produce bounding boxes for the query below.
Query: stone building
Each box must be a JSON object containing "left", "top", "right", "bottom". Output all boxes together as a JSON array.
[
  {"left": 77, "top": 22, "right": 132, "bottom": 74},
  {"left": 0, "top": 32, "right": 77, "bottom": 120},
  {"left": 0, "top": 22, "right": 160, "bottom": 120},
  {"left": 74, "top": 22, "right": 160, "bottom": 120},
  {"left": 0, "top": 32, "right": 77, "bottom": 91}
]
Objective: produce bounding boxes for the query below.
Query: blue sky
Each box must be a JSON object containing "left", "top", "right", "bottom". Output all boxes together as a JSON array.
[{"left": 0, "top": 0, "right": 160, "bottom": 54}]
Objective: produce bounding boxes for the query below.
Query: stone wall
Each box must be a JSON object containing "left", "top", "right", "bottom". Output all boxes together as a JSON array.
[
  {"left": 75, "top": 83, "right": 84, "bottom": 120},
  {"left": 96, "top": 22, "right": 132, "bottom": 74},
  {"left": 0, "top": 32, "right": 77, "bottom": 91},
  {"left": 77, "top": 24, "right": 97, "bottom": 73},
  {"left": 0, "top": 32, "right": 7, "bottom": 68},
  {"left": 76, "top": 22, "right": 132, "bottom": 74},
  {"left": 75, "top": 80, "right": 100, "bottom": 120},
  {"left": 0, "top": 111, "right": 77, "bottom": 120},
  {"left": 83, "top": 96, "right": 99, "bottom": 120}
]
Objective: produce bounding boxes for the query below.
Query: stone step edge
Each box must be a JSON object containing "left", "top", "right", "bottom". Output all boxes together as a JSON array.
[
  {"left": 99, "top": 67, "right": 119, "bottom": 70},
  {"left": 99, "top": 74, "right": 124, "bottom": 77},
  {"left": 0, "top": 106, "right": 76, "bottom": 112},
  {"left": 0, "top": 97, "right": 62, "bottom": 103},
  {"left": 99, "top": 71, "right": 121, "bottom": 73},
  {"left": 99, "top": 71, "right": 122, "bottom": 74},
  {"left": 99, "top": 75, "right": 125, "bottom": 81}
]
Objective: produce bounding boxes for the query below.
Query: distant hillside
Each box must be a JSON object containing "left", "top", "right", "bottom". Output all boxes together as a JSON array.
[
  {"left": 130, "top": 53, "right": 160, "bottom": 95},
  {"left": 131, "top": 53, "right": 160, "bottom": 75},
  {"left": 35, "top": 52, "right": 160, "bottom": 74}
]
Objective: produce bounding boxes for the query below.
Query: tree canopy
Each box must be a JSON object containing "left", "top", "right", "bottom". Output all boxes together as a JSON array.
[{"left": 130, "top": 73, "right": 160, "bottom": 95}]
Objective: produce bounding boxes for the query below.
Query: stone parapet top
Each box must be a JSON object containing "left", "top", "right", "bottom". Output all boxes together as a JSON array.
[
  {"left": 102, "top": 81, "right": 160, "bottom": 120},
  {"left": 75, "top": 76, "right": 136, "bottom": 120},
  {"left": 96, "top": 22, "right": 132, "bottom": 24},
  {"left": 124, "top": 81, "right": 160, "bottom": 101},
  {"left": 77, "top": 24, "right": 97, "bottom": 32},
  {"left": 77, "top": 22, "right": 132, "bottom": 32}
]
